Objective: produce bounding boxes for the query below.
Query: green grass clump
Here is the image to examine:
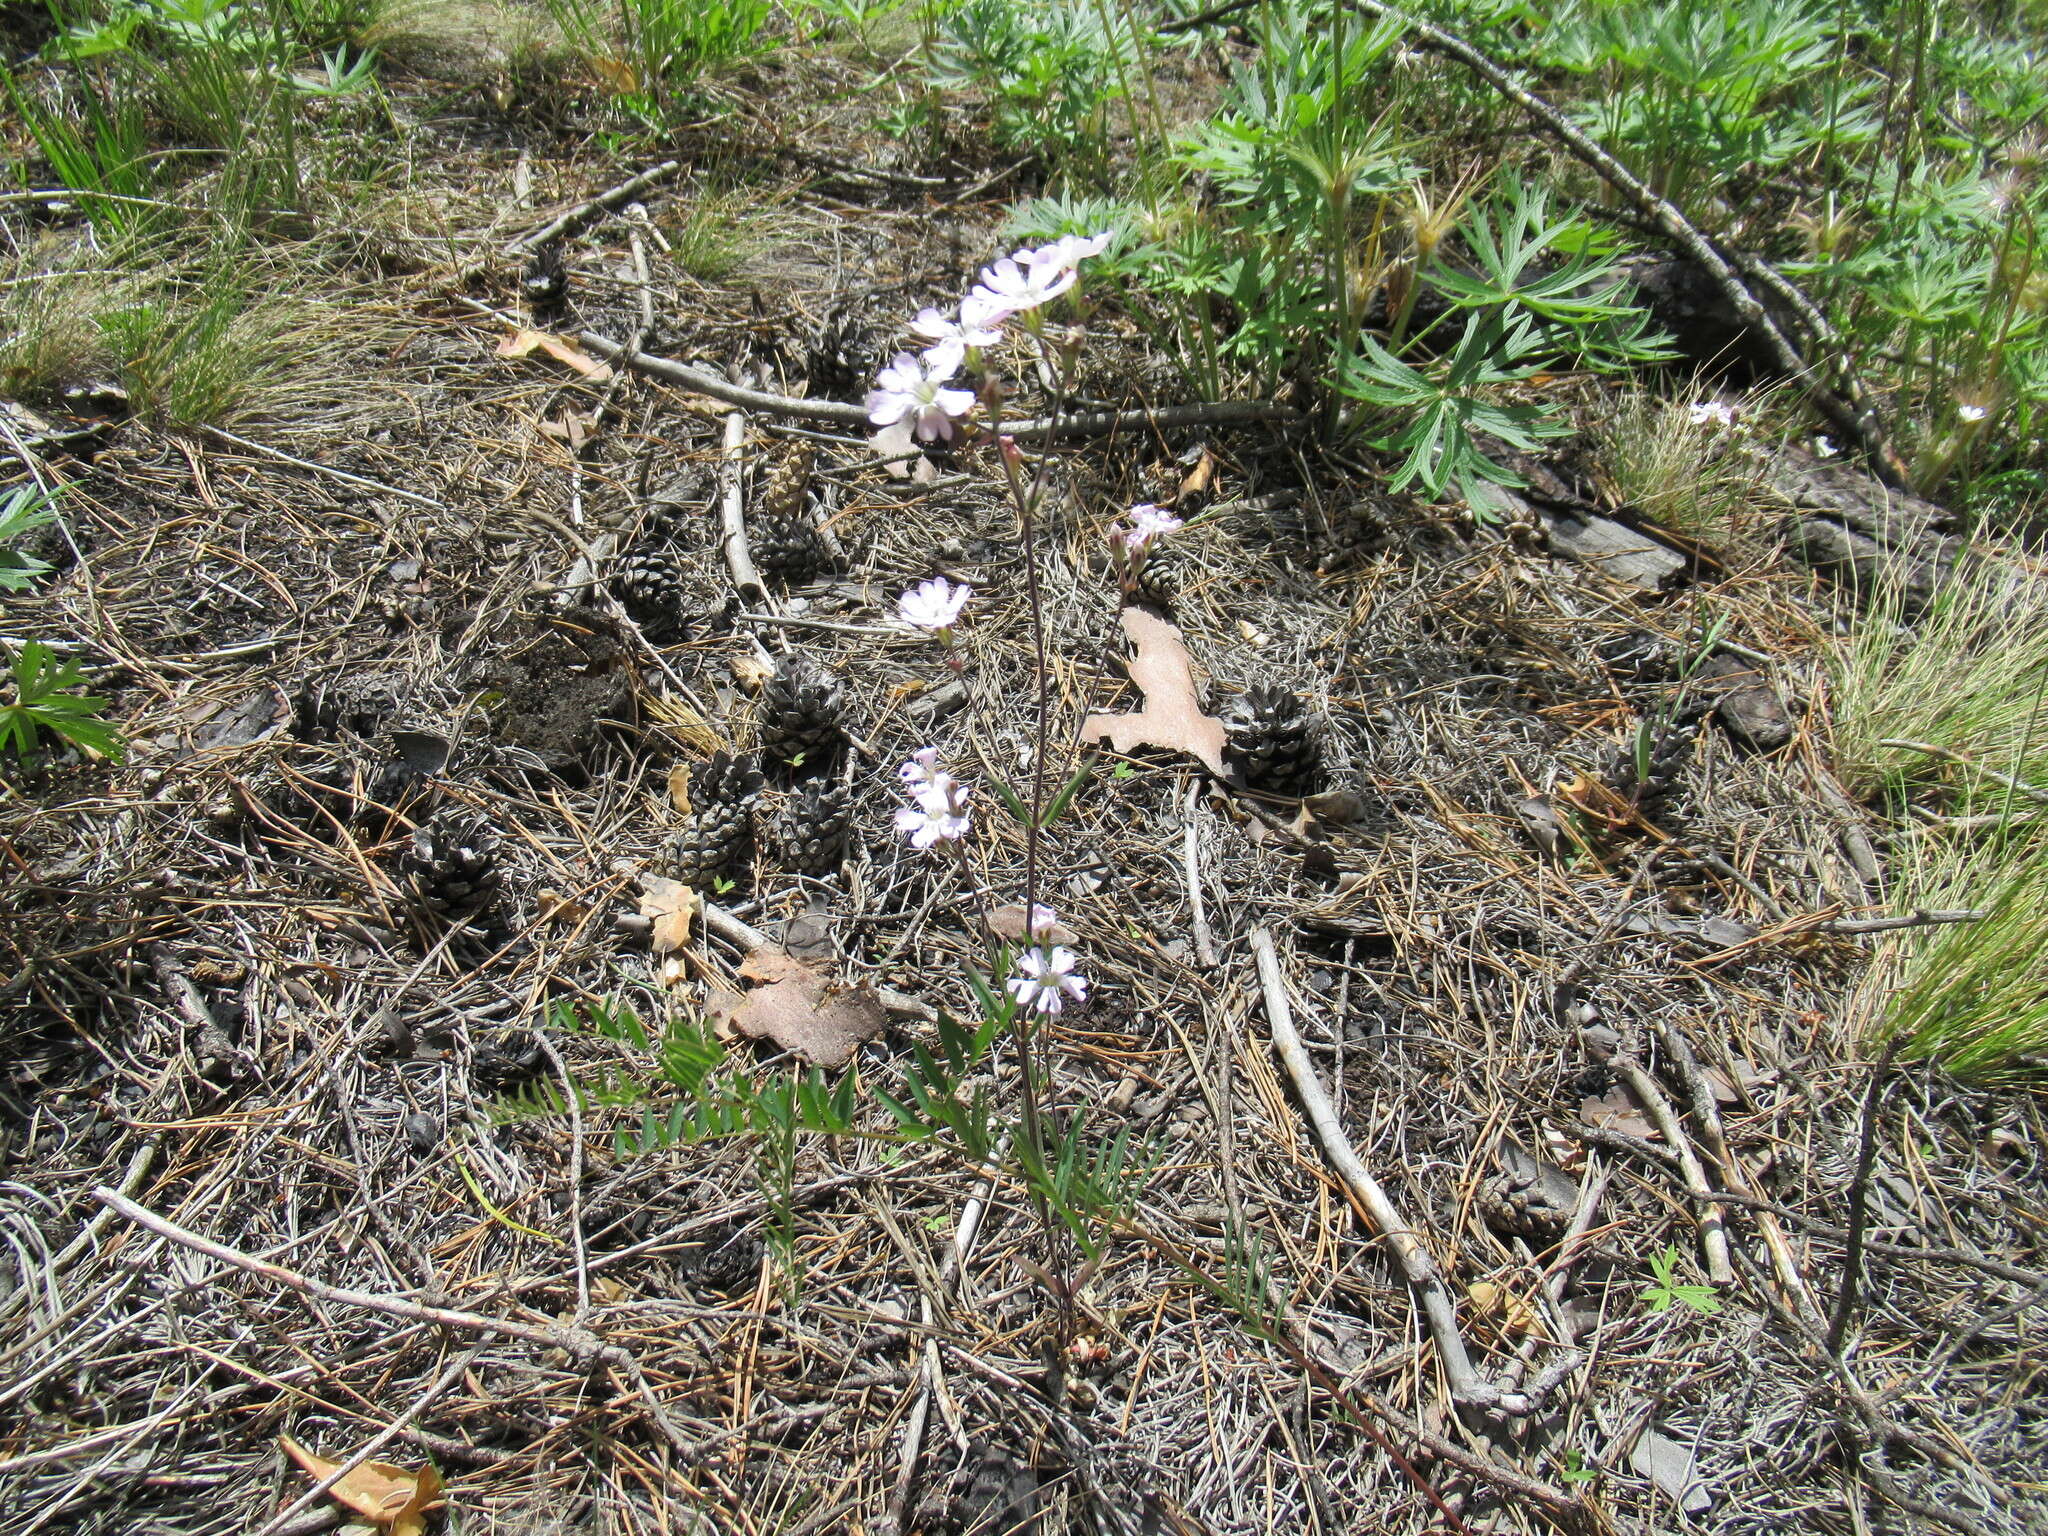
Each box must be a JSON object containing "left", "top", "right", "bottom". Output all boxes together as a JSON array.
[
  {"left": 1827, "top": 560, "right": 2048, "bottom": 811},
  {"left": 1869, "top": 833, "right": 2048, "bottom": 1082},
  {"left": 1595, "top": 385, "right": 1772, "bottom": 543}
]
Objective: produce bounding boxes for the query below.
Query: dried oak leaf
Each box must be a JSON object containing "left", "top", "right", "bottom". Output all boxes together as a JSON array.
[
  {"left": 280, "top": 1437, "right": 444, "bottom": 1536},
  {"left": 637, "top": 874, "right": 700, "bottom": 954},
  {"left": 1082, "top": 607, "right": 1230, "bottom": 778},
  {"left": 987, "top": 903, "right": 1078, "bottom": 945},
  {"left": 707, "top": 946, "right": 885, "bottom": 1068},
  {"left": 495, "top": 327, "right": 613, "bottom": 381}
]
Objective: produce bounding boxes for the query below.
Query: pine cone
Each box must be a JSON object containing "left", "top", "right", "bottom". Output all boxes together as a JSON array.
[
  {"left": 1224, "top": 684, "right": 1321, "bottom": 796},
  {"left": 776, "top": 779, "right": 851, "bottom": 877},
  {"left": 290, "top": 672, "right": 406, "bottom": 743},
  {"left": 1605, "top": 725, "right": 1691, "bottom": 819},
  {"left": 758, "top": 655, "right": 847, "bottom": 775},
  {"left": 690, "top": 749, "right": 765, "bottom": 813},
  {"left": 612, "top": 545, "right": 685, "bottom": 634},
  {"left": 520, "top": 244, "right": 567, "bottom": 313},
  {"left": 752, "top": 446, "right": 825, "bottom": 584},
  {"left": 805, "top": 307, "right": 879, "bottom": 402},
  {"left": 1129, "top": 548, "right": 1181, "bottom": 610},
  {"left": 402, "top": 810, "right": 503, "bottom": 918}
]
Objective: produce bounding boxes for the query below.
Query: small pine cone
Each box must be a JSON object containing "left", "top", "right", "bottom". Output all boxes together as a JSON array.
[
  {"left": 665, "top": 802, "right": 753, "bottom": 888},
  {"left": 1596, "top": 629, "right": 1676, "bottom": 686},
  {"left": 1224, "top": 684, "right": 1322, "bottom": 797},
  {"left": 1128, "top": 549, "right": 1181, "bottom": 609},
  {"left": 520, "top": 244, "right": 567, "bottom": 312},
  {"left": 752, "top": 447, "right": 827, "bottom": 583},
  {"left": 402, "top": 810, "right": 503, "bottom": 918},
  {"left": 290, "top": 672, "right": 406, "bottom": 743},
  {"left": 777, "top": 779, "right": 851, "bottom": 877},
  {"left": 758, "top": 655, "right": 847, "bottom": 775},
  {"left": 689, "top": 749, "right": 765, "bottom": 813},
  {"left": 1606, "top": 726, "right": 1692, "bottom": 818},
  {"left": 756, "top": 444, "right": 813, "bottom": 523},
  {"left": 805, "top": 308, "right": 879, "bottom": 402},
  {"left": 753, "top": 510, "right": 826, "bottom": 584},
  {"left": 612, "top": 545, "right": 685, "bottom": 632}
]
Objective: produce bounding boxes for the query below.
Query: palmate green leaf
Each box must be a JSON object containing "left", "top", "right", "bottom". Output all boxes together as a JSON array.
[{"left": 2, "top": 643, "right": 125, "bottom": 760}]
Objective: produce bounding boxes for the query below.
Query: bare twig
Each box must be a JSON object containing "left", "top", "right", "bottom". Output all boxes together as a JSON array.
[
  {"left": 1181, "top": 782, "right": 1219, "bottom": 967},
  {"left": 1818, "top": 908, "right": 1987, "bottom": 934},
  {"left": 199, "top": 426, "right": 444, "bottom": 509},
  {"left": 1827, "top": 1040, "right": 1902, "bottom": 1355},
  {"left": 581, "top": 332, "right": 1297, "bottom": 438},
  {"left": 90, "top": 1190, "right": 720, "bottom": 1459},
  {"left": 1331, "top": 0, "right": 1905, "bottom": 482},
  {"left": 719, "top": 410, "right": 768, "bottom": 605},
  {"left": 1253, "top": 928, "right": 1537, "bottom": 1413},
  {"left": 508, "top": 159, "right": 682, "bottom": 253},
  {"left": 251, "top": 1347, "right": 481, "bottom": 1536},
  {"left": 1609, "top": 1044, "right": 1734, "bottom": 1284},
  {"left": 1876, "top": 738, "right": 2048, "bottom": 805}
]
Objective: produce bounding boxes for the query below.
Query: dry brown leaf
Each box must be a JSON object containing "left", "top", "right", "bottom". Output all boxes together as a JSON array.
[
  {"left": 666, "top": 763, "right": 694, "bottom": 815},
  {"left": 1081, "top": 608, "right": 1230, "bottom": 778},
  {"left": 708, "top": 947, "right": 885, "bottom": 1068},
  {"left": 986, "top": 903, "right": 1078, "bottom": 945},
  {"left": 738, "top": 947, "right": 810, "bottom": 984},
  {"left": 1580, "top": 1083, "right": 1657, "bottom": 1141},
  {"left": 637, "top": 875, "right": 699, "bottom": 954},
  {"left": 280, "top": 1437, "right": 444, "bottom": 1535},
  {"left": 536, "top": 889, "right": 592, "bottom": 928},
  {"left": 495, "top": 328, "right": 614, "bottom": 382},
  {"left": 1177, "top": 443, "right": 1217, "bottom": 504}
]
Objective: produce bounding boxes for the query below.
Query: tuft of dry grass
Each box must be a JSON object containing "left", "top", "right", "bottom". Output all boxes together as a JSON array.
[{"left": 1594, "top": 381, "right": 1774, "bottom": 544}]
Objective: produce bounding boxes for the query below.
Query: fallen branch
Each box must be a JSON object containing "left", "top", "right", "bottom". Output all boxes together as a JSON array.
[
  {"left": 508, "top": 159, "right": 682, "bottom": 254},
  {"left": 1819, "top": 907, "right": 1987, "bottom": 935},
  {"left": 1563, "top": 1124, "right": 2048, "bottom": 1289},
  {"left": 719, "top": 409, "right": 768, "bottom": 604},
  {"left": 1607, "top": 1044, "right": 1734, "bottom": 1284},
  {"left": 1252, "top": 928, "right": 1543, "bottom": 1414},
  {"left": 91, "top": 1189, "right": 719, "bottom": 1461},
  {"left": 580, "top": 332, "right": 1297, "bottom": 439}
]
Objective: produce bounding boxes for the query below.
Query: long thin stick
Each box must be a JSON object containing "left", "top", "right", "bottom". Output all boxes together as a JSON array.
[
  {"left": 581, "top": 332, "right": 1296, "bottom": 438},
  {"left": 1252, "top": 928, "right": 1537, "bottom": 1413},
  {"left": 90, "top": 1190, "right": 716, "bottom": 1459},
  {"left": 509, "top": 159, "right": 682, "bottom": 253},
  {"left": 1610, "top": 1050, "right": 1734, "bottom": 1284},
  {"left": 719, "top": 410, "right": 768, "bottom": 605}
]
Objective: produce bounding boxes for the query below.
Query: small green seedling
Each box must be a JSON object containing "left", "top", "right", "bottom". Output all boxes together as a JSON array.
[
  {"left": 1640, "top": 1244, "right": 1720, "bottom": 1315},
  {"left": 1559, "top": 1450, "right": 1599, "bottom": 1485}
]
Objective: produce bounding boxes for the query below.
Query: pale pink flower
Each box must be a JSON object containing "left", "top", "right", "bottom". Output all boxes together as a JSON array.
[
  {"left": 1957, "top": 402, "right": 1988, "bottom": 423},
  {"left": 971, "top": 255, "right": 1078, "bottom": 315},
  {"left": 1687, "top": 400, "right": 1738, "bottom": 431},
  {"left": 1022, "top": 903, "right": 1059, "bottom": 938},
  {"left": 897, "top": 576, "right": 972, "bottom": 632},
  {"left": 866, "top": 352, "right": 977, "bottom": 442},
  {"left": 911, "top": 295, "right": 1010, "bottom": 371},
  {"left": 896, "top": 772, "right": 971, "bottom": 849},
  {"left": 1025, "top": 230, "right": 1113, "bottom": 271},
  {"left": 1006, "top": 945, "right": 1089, "bottom": 1015},
  {"left": 1116, "top": 503, "right": 1184, "bottom": 557},
  {"left": 898, "top": 747, "right": 942, "bottom": 790}
]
